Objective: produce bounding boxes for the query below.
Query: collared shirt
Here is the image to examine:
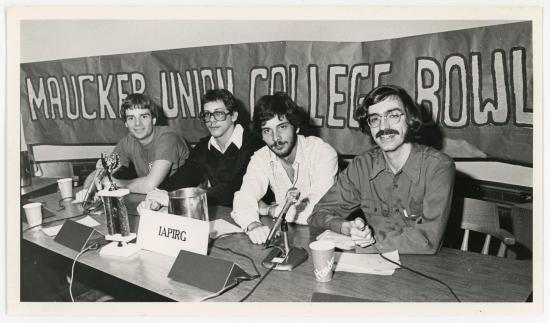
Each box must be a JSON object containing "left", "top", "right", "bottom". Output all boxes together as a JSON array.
[
  {"left": 231, "top": 135, "right": 338, "bottom": 229},
  {"left": 208, "top": 124, "right": 244, "bottom": 153},
  {"left": 159, "top": 126, "right": 263, "bottom": 207},
  {"left": 309, "top": 143, "right": 456, "bottom": 254}
]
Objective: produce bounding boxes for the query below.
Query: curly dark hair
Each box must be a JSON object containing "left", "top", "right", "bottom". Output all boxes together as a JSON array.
[
  {"left": 354, "top": 85, "right": 422, "bottom": 137},
  {"left": 252, "top": 92, "right": 306, "bottom": 134},
  {"left": 119, "top": 93, "right": 159, "bottom": 120}
]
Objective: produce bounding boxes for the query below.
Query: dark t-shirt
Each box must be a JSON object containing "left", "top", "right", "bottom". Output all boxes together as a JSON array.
[{"left": 113, "top": 126, "right": 189, "bottom": 178}]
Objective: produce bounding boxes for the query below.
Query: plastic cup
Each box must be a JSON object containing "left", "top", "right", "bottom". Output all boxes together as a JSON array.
[
  {"left": 57, "top": 178, "right": 73, "bottom": 199},
  {"left": 23, "top": 202, "right": 43, "bottom": 227},
  {"left": 309, "top": 240, "right": 336, "bottom": 282}
]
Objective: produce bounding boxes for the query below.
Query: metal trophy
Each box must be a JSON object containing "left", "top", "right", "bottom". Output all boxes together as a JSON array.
[
  {"left": 97, "top": 153, "right": 140, "bottom": 257},
  {"left": 81, "top": 153, "right": 120, "bottom": 211}
]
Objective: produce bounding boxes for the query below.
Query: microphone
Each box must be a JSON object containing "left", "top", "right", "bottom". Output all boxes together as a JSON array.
[
  {"left": 81, "top": 168, "right": 106, "bottom": 210},
  {"left": 263, "top": 188, "right": 300, "bottom": 249}
]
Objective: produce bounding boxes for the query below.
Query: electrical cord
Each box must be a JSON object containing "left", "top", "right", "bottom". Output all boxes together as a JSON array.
[
  {"left": 56, "top": 197, "right": 74, "bottom": 212},
  {"left": 198, "top": 232, "right": 266, "bottom": 302},
  {"left": 212, "top": 232, "right": 278, "bottom": 302},
  {"left": 68, "top": 241, "right": 102, "bottom": 302},
  {"left": 239, "top": 265, "right": 275, "bottom": 302},
  {"left": 373, "top": 245, "right": 461, "bottom": 302}
]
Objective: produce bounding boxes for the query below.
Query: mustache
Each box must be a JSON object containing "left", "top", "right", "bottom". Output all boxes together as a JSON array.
[
  {"left": 270, "top": 141, "right": 286, "bottom": 148},
  {"left": 375, "top": 129, "right": 400, "bottom": 138}
]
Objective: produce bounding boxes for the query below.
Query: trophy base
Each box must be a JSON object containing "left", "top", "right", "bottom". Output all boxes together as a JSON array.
[
  {"left": 99, "top": 241, "right": 140, "bottom": 258},
  {"left": 105, "top": 233, "right": 136, "bottom": 243},
  {"left": 261, "top": 246, "right": 308, "bottom": 271}
]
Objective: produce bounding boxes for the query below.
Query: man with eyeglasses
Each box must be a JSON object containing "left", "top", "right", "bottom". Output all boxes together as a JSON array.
[
  {"left": 309, "top": 85, "right": 456, "bottom": 254},
  {"left": 139, "top": 89, "right": 264, "bottom": 209},
  {"left": 231, "top": 92, "right": 338, "bottom": 244},
  {"left": 76, "top": 93, "right": 190, "bottom": 197}
]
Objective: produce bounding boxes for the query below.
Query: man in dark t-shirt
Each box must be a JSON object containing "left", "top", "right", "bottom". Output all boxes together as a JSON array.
[{"left": 75, "top": 93, "right": 189, "bottom": 197}]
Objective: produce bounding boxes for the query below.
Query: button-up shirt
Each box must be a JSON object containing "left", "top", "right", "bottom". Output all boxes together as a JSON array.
[
  {"left": 231, "top": 135, "right": 338, "bottom": 229},
  {"left": 309, "top": 143, "right": 456, "bottom": 254}
]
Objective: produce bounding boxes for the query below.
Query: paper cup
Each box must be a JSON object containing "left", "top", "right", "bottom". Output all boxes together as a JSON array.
[
  {"left": 23, "top": 202, "right": 43, "bottom": 227},
  {"left": 309, "top": 240, "right": 336, "bottom": 282},
  {"left": 57, "top": 178, "right": 73, "bottom": 199}
]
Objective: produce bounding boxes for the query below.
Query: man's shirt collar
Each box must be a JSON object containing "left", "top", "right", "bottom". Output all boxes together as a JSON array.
[
  {"left": 369, "top": 143, "right": 421, "bottom": 183},
  {"left": 208, "top": 124, "right": 244, "bottom": 153},
  {"left": 269, "top": 134, "right": 304, "bottom": 165}
]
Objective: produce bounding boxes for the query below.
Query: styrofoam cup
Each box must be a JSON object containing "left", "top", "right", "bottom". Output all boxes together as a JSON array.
[
  {"left": 23, "top": 202, "right": 43, "bottom": 227},
  {"left": 57, "top": 178, "right": 73, "bottom": 199}
]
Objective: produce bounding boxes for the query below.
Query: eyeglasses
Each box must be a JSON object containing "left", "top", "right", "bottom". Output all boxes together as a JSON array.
[
  {"left": 199, "top": 110, "right": 232, "bottom": 122},
  {"left": 367, "top": 110, "right": 404, "bottom": 128}
]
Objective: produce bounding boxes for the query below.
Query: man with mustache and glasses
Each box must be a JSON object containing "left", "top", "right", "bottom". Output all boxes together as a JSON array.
[
  {"left": 231, "top": 92, "right": 339, "bottom": 244},
  {"left": 309, "top": 85, "right": 455, "bottom": 254},
  {"left": 138, "top": 89, "right": 264, "bottom": 209}
]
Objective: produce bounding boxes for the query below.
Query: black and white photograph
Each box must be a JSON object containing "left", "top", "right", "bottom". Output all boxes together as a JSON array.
[{"left": 3, "top": 1, "right": 545, "bottom": 320}]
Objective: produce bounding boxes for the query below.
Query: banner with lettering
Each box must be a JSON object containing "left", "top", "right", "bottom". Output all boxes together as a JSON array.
[{"left": 20, "top": 22, "right": 533, "bottom": 164}]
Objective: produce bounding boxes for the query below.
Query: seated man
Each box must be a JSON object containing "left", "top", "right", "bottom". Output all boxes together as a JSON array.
[
  {"left": 309, "top": 85, "right": 456, "bottom": 254},
  {"left": 232, "top": 92, "right": 339, "bottom": 244},
  {"left": 140, "top": 89, "right": 264, "bottom": 209},
  {"left": 76, "top": 93, "right": 190, "bottom": 197}
]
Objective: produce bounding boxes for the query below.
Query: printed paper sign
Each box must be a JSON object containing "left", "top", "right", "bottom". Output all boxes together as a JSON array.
[{"left": 137, "top": 209, "right": 209, "bottom": 257}]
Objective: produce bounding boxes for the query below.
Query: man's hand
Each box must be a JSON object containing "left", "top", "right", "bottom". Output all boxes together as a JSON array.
[
  {"left": 136, "top": 189, "right": 169, "bottom": 214},
  {"left": 245, "top": 221, "right": 271, "bottom": 244},
  {"left": 137, "top": 199, "right": 163, "bottom": 214},
  {"left": 258, "top": 201, "right": 278, "bottom": 217},
  {"left": 341, "top": 218, "right": 375, "bottom": 247},
  {"left": 316, "top": 230, "right": 355, "bottom": 250},
  {"left": 285, "top": 187, "right": 301, "bottom": 204},
  {"left": 145, "top": 189, "right": 169, "bottom": 206}
]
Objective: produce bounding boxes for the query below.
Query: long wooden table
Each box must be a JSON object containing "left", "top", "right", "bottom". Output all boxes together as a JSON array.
[{"left": 21, "top": 191, "right": 532, "bottom": 302}]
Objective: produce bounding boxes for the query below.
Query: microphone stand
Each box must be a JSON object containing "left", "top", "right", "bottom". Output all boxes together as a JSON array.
[{"left": 261, "top": 195, "right": 308, "bottom": 271}]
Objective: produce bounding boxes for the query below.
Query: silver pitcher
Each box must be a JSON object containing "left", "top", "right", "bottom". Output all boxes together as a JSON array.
[{"left": 168, "top": 187, "right": 209, "bottom": 221}]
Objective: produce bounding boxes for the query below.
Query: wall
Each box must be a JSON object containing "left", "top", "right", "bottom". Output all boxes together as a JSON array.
[{"left": 20, "top": 19, "right": 532, "bottom": 187}]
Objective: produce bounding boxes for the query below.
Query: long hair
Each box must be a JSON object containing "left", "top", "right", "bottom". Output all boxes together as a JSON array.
[
  {"left": 252, "top": 92, "right": 306, "bottom": 134},
  {"left": 354, "top": 85, "right": 422, "bottom": 137}
]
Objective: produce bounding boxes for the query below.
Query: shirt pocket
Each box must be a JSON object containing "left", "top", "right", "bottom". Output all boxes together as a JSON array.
[
  {"left": 406, "top": 197, "right": 424, "bottom": 224},
  {"left": 361, "top": 198, "right": 388, "bottom": 217}
]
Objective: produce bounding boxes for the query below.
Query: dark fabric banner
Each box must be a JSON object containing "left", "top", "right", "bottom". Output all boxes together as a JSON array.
[{"left": 20, "top": 22, "right": 533, "bottom": 164}]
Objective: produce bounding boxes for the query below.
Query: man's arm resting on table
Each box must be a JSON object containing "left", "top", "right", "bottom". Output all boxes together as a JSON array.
[{"left": 113, "top": 160, "right": 173, "bottom": 194}]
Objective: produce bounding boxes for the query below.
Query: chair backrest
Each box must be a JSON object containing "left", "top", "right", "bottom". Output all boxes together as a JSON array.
[{"left": 459, "top": 197, "right": 515, "bottom": 257}]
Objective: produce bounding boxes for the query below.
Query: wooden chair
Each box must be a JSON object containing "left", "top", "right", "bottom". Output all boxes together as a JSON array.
[{"left": 459, "top": 197, "right": 516, "bottom": 257}]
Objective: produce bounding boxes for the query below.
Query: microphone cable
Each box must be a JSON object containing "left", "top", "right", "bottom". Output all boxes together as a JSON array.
[
  {"left": 68, "top": 239, "right": 106, "bottom": 302},
  {"left": 55, "top": 197, "right": 74, "bottom": 211},
  {"left": 199, "top": 232, "right": 265, "bottom": 302},
  {"left": 239, "top": 264, "right": 275, "bottom": 302},
  {"left": 373, "top": 245, "right": 461, "bottom": 302},
  {"left": 210, "top": 233, "right": 277, "bottom": 302}
]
